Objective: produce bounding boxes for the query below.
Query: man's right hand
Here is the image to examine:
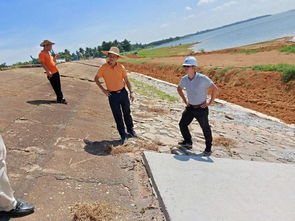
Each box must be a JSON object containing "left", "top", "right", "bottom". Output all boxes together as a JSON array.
[
  {"left": 102, "top": 88, "right": 111, "bottom": 97},
  {"left": 46, "top": 72, "right": 52, "bottom": 78}
]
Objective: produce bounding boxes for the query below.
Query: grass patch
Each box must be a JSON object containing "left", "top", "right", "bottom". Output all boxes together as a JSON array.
[
  {"left": 136, "top": 43, "right": 195, "bottom": 58},
  {"left": 130, "top": 78, "right": 178, "bottom": 102},
  {"left": 252, "top": 64, "right": 295, "bottom": 83},
  {"left": 233, "top": 49, "right": 262, "bottom": 54},
  {"left": 213, "top": 66, "right": 235, "bottom": 80},
  {"left": 118, "top": 58, "right": 148, "bottom": 64},
  {"left": 279, "top": 45, "right": 295, "bottom": 53}
]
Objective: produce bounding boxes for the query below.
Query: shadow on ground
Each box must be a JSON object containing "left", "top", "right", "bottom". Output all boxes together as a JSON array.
[
  {"left": 27, "top": 100, "right": 56, "bottom": 105},
  {"left": 172, "top": 147, "right": 214, "bottom": 163},
  {"left": 83, "top": 139, "right": 121, "bottom": 156}
]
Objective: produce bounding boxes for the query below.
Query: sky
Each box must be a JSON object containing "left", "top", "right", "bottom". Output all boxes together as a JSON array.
[{"left": 1, "top": 0, "right": 295, "bottom": 65}]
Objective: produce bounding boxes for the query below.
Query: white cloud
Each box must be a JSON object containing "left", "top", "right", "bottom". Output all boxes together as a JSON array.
[
  {"left": 212, "top": 1, "right": 237, "bottom": 11},
  {"left": 185, "top": 6, "right": 192, "bottom": 10},
  {"left": 197, "top": 0, "right": 217, "bottom": 5}
]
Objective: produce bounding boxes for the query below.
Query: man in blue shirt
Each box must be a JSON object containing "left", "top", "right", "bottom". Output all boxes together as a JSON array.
[{"left": 177, "top": 56, "right": 218, "bottom": 156}]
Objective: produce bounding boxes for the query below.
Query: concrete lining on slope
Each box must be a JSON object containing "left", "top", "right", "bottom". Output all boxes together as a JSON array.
[{"left": 143, "top": 151, "right": 295, "bottom": 221}]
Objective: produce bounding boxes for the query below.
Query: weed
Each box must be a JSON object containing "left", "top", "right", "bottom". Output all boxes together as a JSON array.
[
  {"left": 71, "top": 202, "right": 120, "bottom": 221},
  {"left": 137, "top": 43, "right": 196, "bottom": 58},
  {"left": 130, "top": 78, "right": 178, "bottom": 102},
  {"left": 233, "top": 49, "right": 262, "bottom": 54},
  {"left": 279, "top": 45, "right": 295, "bottom": 53},
  {"left": 119, "top": 58, "right": 147, "bottom": 64},
  {"left": 253, "top": 64, "right": 295, "bottom": 83}
]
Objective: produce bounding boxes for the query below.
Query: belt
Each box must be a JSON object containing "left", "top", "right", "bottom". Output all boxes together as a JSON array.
[
  {"left": 188, "top": 103, "right": 203, "bottom": 108},
  {"left": 109, "top": 88, "right": 125, "bottom": 94}
]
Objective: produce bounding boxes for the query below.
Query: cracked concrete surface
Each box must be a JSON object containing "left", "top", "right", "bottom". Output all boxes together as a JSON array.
[{"left": 0, "top": 64, "right": 164, "bottom": 220}]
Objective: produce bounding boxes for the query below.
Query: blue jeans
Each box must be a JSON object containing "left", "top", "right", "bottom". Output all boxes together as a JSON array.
[
  {"left": 108, "top": 88, "right": 134, "bottom": 139},
  {"left": 179, "top": 106, "right": 212, "bottom": 152}
]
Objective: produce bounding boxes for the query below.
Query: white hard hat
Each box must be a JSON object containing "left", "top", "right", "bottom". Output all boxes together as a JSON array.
[{"left": 182, "top": 56, "right": 197, "bottom": 66}]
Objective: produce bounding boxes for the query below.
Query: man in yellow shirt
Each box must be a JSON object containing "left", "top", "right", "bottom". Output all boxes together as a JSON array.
[
  {"left": 95, "top": 47, "right": 136, "bottom": 144},
  {"left": 38, "top": 40, "right": 67, "bottom": 104}
]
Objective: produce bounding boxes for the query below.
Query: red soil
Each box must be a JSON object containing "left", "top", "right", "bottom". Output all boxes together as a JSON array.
[{"left": 122, "top": 62, "right": 295, "bottom": 124}]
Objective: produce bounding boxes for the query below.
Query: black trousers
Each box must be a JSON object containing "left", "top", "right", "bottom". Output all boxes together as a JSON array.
[
  {"left": 108, "top": 88, "right": 134, "bottom": 139},
  {"left": 179, "top": 106, "right": 212, "bottom": 152},
  {"left": 48, "top": 72, "right": 63, "bottom": 101}
]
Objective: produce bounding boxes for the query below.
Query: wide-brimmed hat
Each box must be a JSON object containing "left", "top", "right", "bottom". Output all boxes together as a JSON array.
[
  {"left": 102, "top": 47, "right": 121, "bottom": 57},
  {"left": 40, "top": 40, "right": 55, "bottom": 47}
]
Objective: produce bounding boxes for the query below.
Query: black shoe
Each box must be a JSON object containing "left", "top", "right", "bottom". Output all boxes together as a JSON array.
[
  {"left": 202, "top": 151, "right": 212, "bottom": 156},
  {"left": 3, "top": 199, "right": 34, "bottom": 217},
  {"left": 178, "top": 140, "right": 193, "bottom": 149},
  {"left": 120, "top": 137, "right": 128, "bottom": 145},
  {"left": 128, "top": 130, "right": 138, "bottom": 138},
  {"left": 57, "top": 98, "right": 67, "bottom": 104}
]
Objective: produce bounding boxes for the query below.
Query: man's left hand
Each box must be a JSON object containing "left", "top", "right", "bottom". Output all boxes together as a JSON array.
[
  {"left": 130, "top": 92, "right": 135, "bottom": 102},
  {"left": 201, "top": 101, "right": 210, "bottom": 108}
]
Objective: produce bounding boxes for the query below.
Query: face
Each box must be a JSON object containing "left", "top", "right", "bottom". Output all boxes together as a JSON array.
[
  {"left": 44, "top": 44, "right": 53, "bottom": 51},
  {"left": 183, "top": 66, "right": 195, "bottom": 75},
  {"left": 108, "top": 53, "right": 119, "bottom": 64}
]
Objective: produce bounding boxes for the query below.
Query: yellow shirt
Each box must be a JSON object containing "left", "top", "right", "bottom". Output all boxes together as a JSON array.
[
  {"left": 38, "top": 51, "right": 58, "bottom": 73},
  {"left": 97, "top": 63, "right": 127, "bottom": 91}
]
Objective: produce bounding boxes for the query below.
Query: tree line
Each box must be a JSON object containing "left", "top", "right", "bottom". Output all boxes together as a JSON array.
[
  {"left": 1, "top": 35, "right": 184, "bottom": 67},
  {"left": 57, "top": 39, "right": 145, "bottom": 62},
  {"left": 0, "top": 39, "right": 145, "bottom": 68}
]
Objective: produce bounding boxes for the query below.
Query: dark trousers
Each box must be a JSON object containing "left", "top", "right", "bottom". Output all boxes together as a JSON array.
[
  {"left": 108, "top": 88, "right": 134, "bottom": 139},
  {"left": 48, "top": 72, "right": 64, "bottom": 101},
  {"left": 179, "top": 106, "right": 212, "bottom": 152}
]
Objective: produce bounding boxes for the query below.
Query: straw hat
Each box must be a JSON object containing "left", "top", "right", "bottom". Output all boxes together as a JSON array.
[
  {"left": 40, "top": 40, "right": 55, "bottom": 47},
  {"left": 102, "top": 47, "right": 121, "bottom": 57}
]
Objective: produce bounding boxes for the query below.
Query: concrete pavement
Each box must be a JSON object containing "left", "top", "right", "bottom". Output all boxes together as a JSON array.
[{"left": 143, "top": 151, "right": 295, "bottom": 221}]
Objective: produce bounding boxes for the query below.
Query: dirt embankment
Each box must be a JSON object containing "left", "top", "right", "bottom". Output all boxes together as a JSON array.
[{"left": 122, "top": 62, "right": 295, "bottom": 124}]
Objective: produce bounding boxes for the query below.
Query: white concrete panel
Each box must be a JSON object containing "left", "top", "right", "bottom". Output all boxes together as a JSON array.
[{"left": 143, "top": 151, "right": 295, "bottom": 221}]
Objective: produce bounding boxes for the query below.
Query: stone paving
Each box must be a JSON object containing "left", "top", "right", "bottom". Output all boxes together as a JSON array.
[{"left": 128, "top": 71, "right": 295, "bottom": 164}]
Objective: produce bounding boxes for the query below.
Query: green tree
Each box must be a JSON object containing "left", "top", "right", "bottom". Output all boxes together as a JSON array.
[
  {"left": 0, "top": 63, "right": 7, "bottom": 68},
  {"left": 120, "top": 39, "right": 131, "bottom": 52},
  {"left": 79, "top": 48, "right": 85, "bottom": 58},
  {"left": 101, "top": 41, "right": 112, "bottom": 51}
]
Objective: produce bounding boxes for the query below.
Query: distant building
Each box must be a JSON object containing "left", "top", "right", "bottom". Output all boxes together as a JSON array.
[
  {"left": 71, "top": 55, "right": 80, "bottom": 61},
  {"left": 56, "top": 58, "right": 66, "bottom": 63}
]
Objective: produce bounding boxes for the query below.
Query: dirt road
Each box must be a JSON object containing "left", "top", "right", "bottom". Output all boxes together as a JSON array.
[{"left": 0, "top": 64, "right": 163, "bottom": 220}]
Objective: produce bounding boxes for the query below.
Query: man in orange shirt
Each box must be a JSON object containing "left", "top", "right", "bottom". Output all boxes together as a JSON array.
[
  {"left": 94, "top": 47, "right": 136, "bottom": 144},
  {"left": 38, "top": 40, "right": 67, "bottom": 104}
]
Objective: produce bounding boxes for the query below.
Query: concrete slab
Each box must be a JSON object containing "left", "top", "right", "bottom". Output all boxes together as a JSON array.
[
  {"left": 0, "top": 135, "right": 5, "bottom": 150},
  {"left": 143, "top": 151, "right": 295, "bottom": 221}
]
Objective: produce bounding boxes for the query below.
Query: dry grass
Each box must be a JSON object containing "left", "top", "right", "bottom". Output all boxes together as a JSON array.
[
  {"left": 140, "top": 105, "right": 169, "bottom": 114},
  {"left": 213, "top": 137, "right": 236, "bottom": 147},
  {"left": 71, "top": 202, "right": 120, "bottom": 221},
  {"left": 111, "top": 140, "right": 158, "bottom": 155},
  {"left": 111, "top": 145, "right": 134, "bottom": 155}
]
